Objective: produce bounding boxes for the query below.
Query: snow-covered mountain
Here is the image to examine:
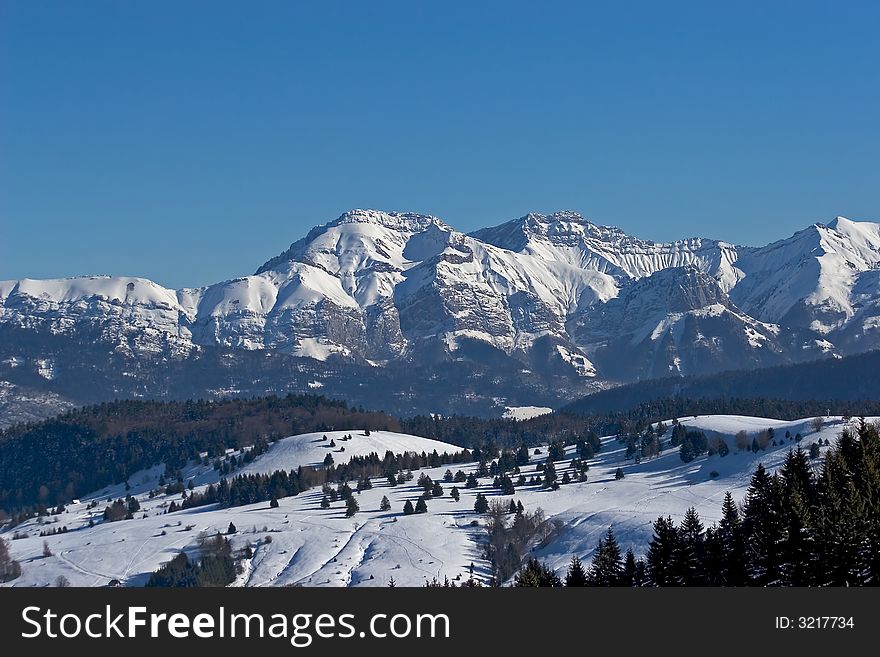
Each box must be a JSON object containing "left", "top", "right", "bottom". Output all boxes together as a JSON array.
[{"left": 2, "top": 209, "right": 880, "bottom": 420}]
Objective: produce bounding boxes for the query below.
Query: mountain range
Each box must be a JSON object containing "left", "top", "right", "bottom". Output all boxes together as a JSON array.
[{"left": 2, "top": 209, "right": 880, "bottom": 423}]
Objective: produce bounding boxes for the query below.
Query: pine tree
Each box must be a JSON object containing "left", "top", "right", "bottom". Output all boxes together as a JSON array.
[
  {"left": 716, "top": 492, "right": 746, "bottom": 585},
  {"left": 473, "top": 493, "right": 489, "bottom": 513},
  {"left": 614, "top": 467, "right": 624, "bottom": 480},
  {"left": 646, "top": 516, "right": 680, "bottom": 586},
  {"left": 403, "top": 500, "right": 415, "bottom": 515},
  {"left": 780, "top": 487, "right": 815, "bottom": 585},
  {"left": 450, "top": 486, "right": 460, "bottom": 502},
  {"left": 590, "top": 527, "right": 623, "bottom": 586},
  {"left": 415, "top": 497, "right": 428, "bottom": 514},
  {"left": 514, "top": 558, "right": 562, "bottom": 587},
  {"left": 320, "top": 495, "right": 330, "bottom": 509},
  {"left": 781, "top": 447, "right": 815, "bottom": 503},
  {"left": 379, "top": 495, "right": 391, "bottom": 511},
  {"left": 814, "top": 443, "right": 872, "bottom": 586},
  {"left": 676, "top": 507, "right": 705, "bottom": 585},
  {"left": 622, "top": 548, "right": 644, "bottom": 587},
  {"left": 742, "top": 465, "right": 786, "bottom": 585},
  {"left": 270, "top": 496, "right": 279, "bottom": 508},
  {"left": 565, "top": 555, "right": 589, "bottom": 587},
  {"left": 345, "top": 496, "right": 359, "bottom": 517},
  {"left": 227, "top": 522, "right": 237, "bottom": 534}
]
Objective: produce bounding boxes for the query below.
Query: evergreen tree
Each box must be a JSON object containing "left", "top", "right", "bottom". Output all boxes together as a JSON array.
[
  {"left": 590, "top": 527, "right": 623, "bottom": 586},
  {"left": 514, "top": 558, "right": 562, "bottom": 587},
  {"left": 716, "top": 492, "right": 747, "bottom": 586},
  {"left": 676, "top": 507, "right": 705, "bottom": 585},
  {"left": 780, "top": 447, "right": 815, "bottom": 504},
  {"left": 614, "top": 467, "right": 624, "bottom": 480},
  {"left": 646, "top": 516, "right": 680, "bottom": 586},
  {"left": 450, "top": 486, "right": 460, "bottom": 502},
  {"left": 474, "top": 493, "right": 489, "bottom": 514},
  {"left": 742, "top": 465, "right": 786, "bottom": 585},
  {"left": 516, "top": 444, "right": 531, "bottom": 466},
  {"left": 270, "top": 496, "right": 279, "bottom": 508},
  {"left": 403, "top": 500, "right": 415, "bottom": 515},
  {"left": 565, "top": 555, "right": 589, "bottom": 587},
  {"left": 345, "top": 496, "right": 359, "bottom": 517},
  {"left": 227, "top": 522, "right": 237, "bottom": 535},
  {"left": 780, "top": 487, "right": 816, "bottom": 585},
  {"left": 320, "top": 495, "right": 330, "bottom": 509},
  {"left": 415, "top": 497, "right": 428, "bottom": 514},
  {"left": 622, "top": 548, "right": 645, "bottom": 587},
  {"left": 379, "top": 495, "right": 391, "bottom": 511}
]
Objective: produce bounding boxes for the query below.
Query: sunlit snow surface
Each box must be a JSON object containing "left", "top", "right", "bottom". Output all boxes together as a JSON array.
[{"left": 1, "top": 417, "right": 864, "bottom": 587}]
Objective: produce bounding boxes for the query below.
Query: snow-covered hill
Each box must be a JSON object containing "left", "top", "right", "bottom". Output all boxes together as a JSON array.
[
  {"left": 0, "top": 416, "right": 858, "bottom": 587},
  {"left": 2, "top": 209, "right": 880, "bottom": 420}
]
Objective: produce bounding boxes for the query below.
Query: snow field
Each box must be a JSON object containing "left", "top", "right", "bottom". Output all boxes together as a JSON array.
[{"left": 1, "top": 416, "right": 861, "bottom": 587}]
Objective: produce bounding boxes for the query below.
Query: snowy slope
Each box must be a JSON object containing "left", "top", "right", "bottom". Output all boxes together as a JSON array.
[
  {"left": 238, "top": 430, "right": 468, "bottom": 471},
  {"left": 732, "top": 217, "right": 880, "bottom": 334},
  {"left": 471, "top": 211, "right": 745, "bottom": 290},
  {"left": 1, "top": 416, "right": 858, "bottom": 588}
]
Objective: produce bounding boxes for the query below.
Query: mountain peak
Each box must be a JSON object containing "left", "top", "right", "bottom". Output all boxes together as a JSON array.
[
  {"left": 519, "top": 210, "right": 626, "bottom": 237},
  {"left": 329, "top": 209, "right": 450, "bottom": 233},
  {"left": 825, "top": 216, "right": 850, "bottom": 230}
]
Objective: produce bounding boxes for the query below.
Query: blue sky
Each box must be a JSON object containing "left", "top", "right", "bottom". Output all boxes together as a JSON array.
[{"left": 1, "top": 1, "right": 878, "bottom": 288}]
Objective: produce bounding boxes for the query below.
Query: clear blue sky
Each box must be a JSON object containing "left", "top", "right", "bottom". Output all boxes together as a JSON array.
[{"left": 2, "top": 1, "right": 878, "bottom": 289}]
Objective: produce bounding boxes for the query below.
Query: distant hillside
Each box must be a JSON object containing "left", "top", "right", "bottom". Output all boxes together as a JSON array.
[
  {"left": 562, "top": 350, "right": 880, "bottom": 415},
  {"left": 0, "top": 395, "right": 401, "bottom": 511}
]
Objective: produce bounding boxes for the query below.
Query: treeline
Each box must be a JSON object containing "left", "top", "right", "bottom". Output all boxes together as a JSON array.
[
  {"left": 402, "top": 397, "right": 880, "bottom": 452},
  {"left": 561, "top": 349, "right": 880, "bottom": 414},
  {"left": 178, "top": 448, "right": 474, "bottom": 512},
  {"left": 514, "top": 419, "right": 880, "bottom": 586},
  {"left": 0, "top": 394, "right": 399, "bottom": 512},
  {"left": 3, "top": 387, "right": 876, "bottom": 515},
  {"left": 401, "top": 414, "right": 606, "bottom": 451}
]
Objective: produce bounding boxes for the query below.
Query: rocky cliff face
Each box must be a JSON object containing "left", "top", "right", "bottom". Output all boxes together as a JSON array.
[{"left": 2, "top": 209, "right": 879, "bottom": 422}]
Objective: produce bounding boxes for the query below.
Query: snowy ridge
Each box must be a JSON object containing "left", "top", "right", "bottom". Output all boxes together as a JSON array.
[{"left": 2, "top": 210, "right": 880, "bottom": 380}]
